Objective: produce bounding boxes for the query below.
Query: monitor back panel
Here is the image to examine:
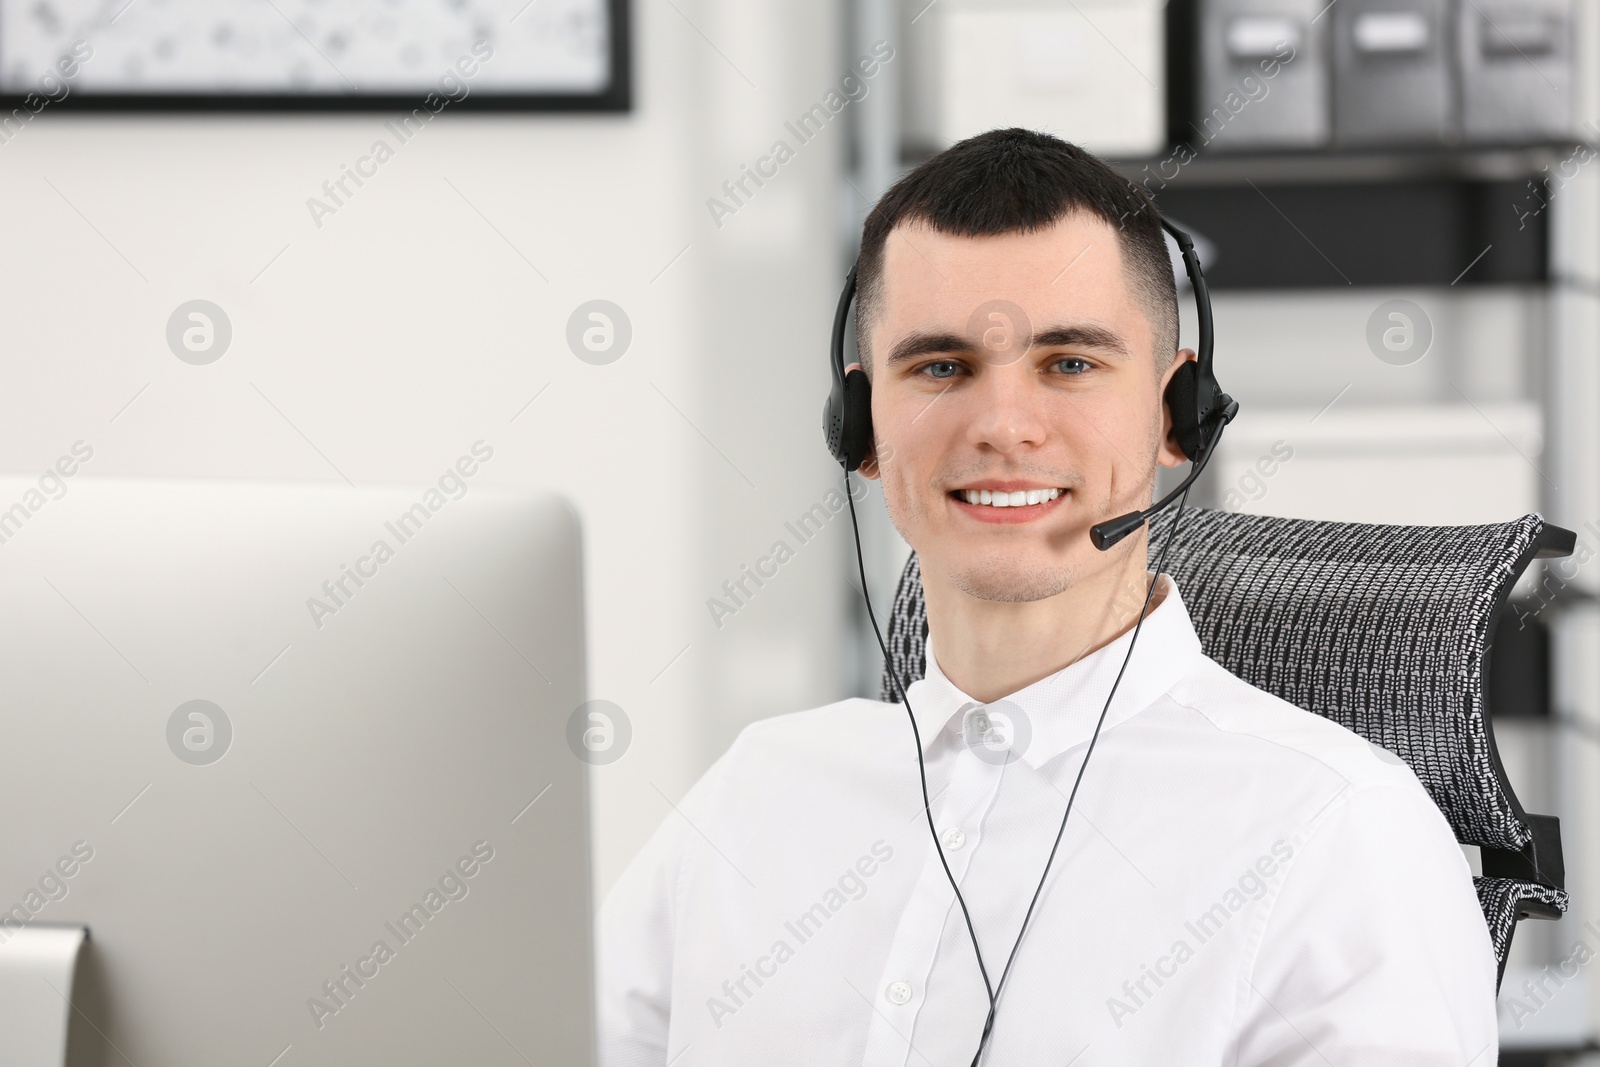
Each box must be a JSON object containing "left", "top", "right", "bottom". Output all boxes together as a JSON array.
[{"left": 0, "top": 475, "right": 593, "bottom": 1067}]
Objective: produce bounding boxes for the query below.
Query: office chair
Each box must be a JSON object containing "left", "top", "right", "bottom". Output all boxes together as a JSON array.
[{"left": 879, "top": 509, "right": 1573, "bottom": 990}]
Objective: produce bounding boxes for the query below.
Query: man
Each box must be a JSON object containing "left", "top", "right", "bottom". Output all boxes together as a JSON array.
[{"left": 597, "top": 129, "right": 1497, "bottom": 1065}]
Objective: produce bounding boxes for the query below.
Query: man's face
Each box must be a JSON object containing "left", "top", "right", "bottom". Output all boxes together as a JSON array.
[{"left": 856, "top": 213, "right": 1190, "bottom": 603}]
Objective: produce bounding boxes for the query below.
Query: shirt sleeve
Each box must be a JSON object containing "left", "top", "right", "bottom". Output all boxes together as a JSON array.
[
  {"left": 1232, "top": 783, "right": 1500, "bottom": 1067},
  {"left": 594, "top": 745, "right": 735, "bottom": 1067},
  {"left": 594, "top": 808, "right": 681, "bottom": 1067}
]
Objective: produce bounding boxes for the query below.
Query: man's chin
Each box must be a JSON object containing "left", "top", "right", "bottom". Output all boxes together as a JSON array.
[{"left": 945, "top": 558, "right": 1077, "bottom": 603}]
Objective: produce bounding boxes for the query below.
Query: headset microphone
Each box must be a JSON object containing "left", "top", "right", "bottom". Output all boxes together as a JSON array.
[
  {"left": 825, "top": 214, "right": 1234, "bottom": 1065},
  {"left": 1088, "top": 414, "right": 1229, "bottom": 550},
  {"left": 1090, "top": 221, "right": 1237, "bottom": 550}
]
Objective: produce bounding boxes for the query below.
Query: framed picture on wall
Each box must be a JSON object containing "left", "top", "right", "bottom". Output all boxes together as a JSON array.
[{"left": 0, "top": 0, "right": 630, "bottom": 111}]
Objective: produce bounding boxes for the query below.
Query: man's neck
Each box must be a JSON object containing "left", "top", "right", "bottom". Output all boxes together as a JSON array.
[{"left": 921, "top": 545, "right": 1165, "bottom": 704}]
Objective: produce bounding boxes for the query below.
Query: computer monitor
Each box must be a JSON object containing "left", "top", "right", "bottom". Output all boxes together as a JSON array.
[{"left": 0, "top": 472, "right": 594, "bottom": 1066}]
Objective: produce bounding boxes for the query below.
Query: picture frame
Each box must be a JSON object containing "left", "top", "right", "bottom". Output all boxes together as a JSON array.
[{"left": 0, "top": 0, "right": 631, "bottom": 113}]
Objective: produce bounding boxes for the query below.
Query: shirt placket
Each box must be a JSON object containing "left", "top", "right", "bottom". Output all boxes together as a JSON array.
[{"left": 861, "top": 731, "right": 1008, "bottom": 1067}]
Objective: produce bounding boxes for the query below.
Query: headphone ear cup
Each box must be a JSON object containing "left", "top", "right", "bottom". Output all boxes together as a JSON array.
[
  {"left": 1163, "top": 359, "right": 1203, "bottom": 462},
  {"left": 823, "top": 391, "right": 846, "bottom": 467},
  {"left": 841, "top": 368, "right": 873, "bottom": 472}
]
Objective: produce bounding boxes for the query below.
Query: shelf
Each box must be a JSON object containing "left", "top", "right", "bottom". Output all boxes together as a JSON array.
[
  {"left": 1108, "top": 143, "right": 1586, "bottom": 188},
  {"left": 899, "top": 141, "right": 1589, "bottom": 188}
]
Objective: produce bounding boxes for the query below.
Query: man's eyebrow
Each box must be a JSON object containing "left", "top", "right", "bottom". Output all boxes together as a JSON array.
[
  {"left": 881, "top": 323, "right": 1130, "bottom": 369},
  {"left": 1032, "top": 324, "right": 1130, "bottom": 358},
  {"left": 883, "top": 332, "right": 977, "bottom": 368}
]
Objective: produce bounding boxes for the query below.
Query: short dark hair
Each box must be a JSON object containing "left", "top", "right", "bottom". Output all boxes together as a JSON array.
[{"left": 855, "top": 128, "right": 1176, "bottom": 374}]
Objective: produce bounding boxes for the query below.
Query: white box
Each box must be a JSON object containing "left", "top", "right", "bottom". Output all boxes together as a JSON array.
[{"left": 931, "top": 0, "right": 1167, "bottom": 158}]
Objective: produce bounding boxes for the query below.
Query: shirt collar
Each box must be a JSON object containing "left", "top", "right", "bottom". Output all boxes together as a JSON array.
[{"left": 898, "top": 575, "right": 1204, "bottom": 770}]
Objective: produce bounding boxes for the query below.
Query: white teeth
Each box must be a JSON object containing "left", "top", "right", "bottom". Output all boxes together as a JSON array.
[{"left": 959, "top": 488, "right": 1062, "bottom": 508}]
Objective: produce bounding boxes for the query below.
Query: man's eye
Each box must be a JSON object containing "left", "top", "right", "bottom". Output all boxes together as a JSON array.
[
  {"left": 921, "top": 360, "right": 961, "bottom": 379},
  {"left": 1054, "top": 357, "right": 1091, "bottom": 375}
]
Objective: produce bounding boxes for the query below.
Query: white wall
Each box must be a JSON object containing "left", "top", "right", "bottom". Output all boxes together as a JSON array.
[{"left": 0, "top": 0, "right": 853, "bottom": 907}]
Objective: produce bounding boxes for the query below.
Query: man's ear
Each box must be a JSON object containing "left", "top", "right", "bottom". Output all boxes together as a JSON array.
[
  {"left": 1157, "top": 349, "right": 1196, "bottom": 470},
  {"left": 844, "top": 360, "right": 881, "bottom": 479}
]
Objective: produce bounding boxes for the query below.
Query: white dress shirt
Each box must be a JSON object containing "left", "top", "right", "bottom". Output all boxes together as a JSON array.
[{"left": 596, "top": 576, "right": 1499, "bottom": 1066}]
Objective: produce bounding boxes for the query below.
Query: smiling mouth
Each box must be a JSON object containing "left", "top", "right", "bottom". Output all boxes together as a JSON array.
[{"left": 950, "top": 487, "right": 1064, "bottom": 508}]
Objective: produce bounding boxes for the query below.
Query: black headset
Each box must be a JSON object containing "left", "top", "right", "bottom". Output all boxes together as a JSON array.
[
  {"left": 829, "top": 216, "right": 1237, "bottom": 1065},
  {"left": 824, "top": 217, "right": 1237, "bottom": 548}
]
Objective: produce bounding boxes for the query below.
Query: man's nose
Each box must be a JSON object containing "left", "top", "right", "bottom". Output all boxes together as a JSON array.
[{"left": 965, "top": 368, "right": 1048, "bottom": 453}]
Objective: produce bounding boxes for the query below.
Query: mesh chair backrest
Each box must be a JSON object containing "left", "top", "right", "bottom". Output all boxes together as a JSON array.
[{"left": 881, "top": 509, "right": 1558, "bottom": 853}]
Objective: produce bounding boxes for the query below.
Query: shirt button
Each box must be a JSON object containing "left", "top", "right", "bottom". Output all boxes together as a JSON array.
[
  {"left": 971, "top": 712, "right": 992, "bottom": 734},
  {"left": 941, "top": 826, "right": 966, "bottom": 851},
  {"left": 886, "top": 980, "right": 913, "bottom": 1005}
]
